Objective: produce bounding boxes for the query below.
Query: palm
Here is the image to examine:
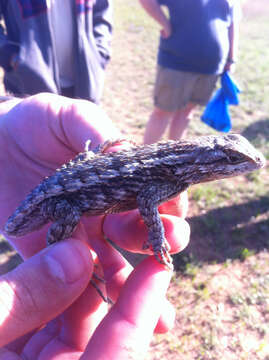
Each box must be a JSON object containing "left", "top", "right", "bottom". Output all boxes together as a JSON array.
[{"left": 0, "top": 94, "right": 120, "bottom": 258}]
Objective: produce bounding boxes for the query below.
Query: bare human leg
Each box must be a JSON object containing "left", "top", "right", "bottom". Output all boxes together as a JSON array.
[
  {"left": 143, "top": 106, "right": 173, "bottom": 144},
  {"left": 168, "top": 102, "right": 196, "bottom": 140}
]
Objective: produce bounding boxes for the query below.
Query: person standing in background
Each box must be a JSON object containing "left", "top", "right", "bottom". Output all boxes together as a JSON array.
[
  {"left": 140, "top": 0, "right": 240, "bottom": 143},
  {"left": 0, "top": 0, "right": 112, "bottom": 103}
]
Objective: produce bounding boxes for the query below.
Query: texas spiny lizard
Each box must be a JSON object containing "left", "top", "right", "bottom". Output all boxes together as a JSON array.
[{"left": 4, "top": 134, "right": 265, "bottom": 268}]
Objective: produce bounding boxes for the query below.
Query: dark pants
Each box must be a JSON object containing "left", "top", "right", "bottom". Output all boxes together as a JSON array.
[{"left": 61, "top": 86, "right": 75, "bottom": 98}]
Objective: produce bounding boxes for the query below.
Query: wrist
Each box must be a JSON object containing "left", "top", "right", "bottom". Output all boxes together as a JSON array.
[
  {"left": 0, "top": 44, "right": 19, "bottom": 71},
  {"left": 227, "top": 57, "right": 236, "bottom": 64},
  {"left": 10, "top": 53, "right": 19, "bottom": 70}
]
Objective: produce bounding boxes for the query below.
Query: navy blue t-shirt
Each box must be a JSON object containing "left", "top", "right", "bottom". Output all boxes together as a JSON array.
[{"left": 157, "top": 0, "right": 236, "bottom": 74}]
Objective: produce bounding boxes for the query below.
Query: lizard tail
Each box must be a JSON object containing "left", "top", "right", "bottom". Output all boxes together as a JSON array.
[
  {"left": 4, "top": 179, "right": 51, "bottom": 237},
  {"left": 4, "top": 203, "right": 48, "bottom": 237}
]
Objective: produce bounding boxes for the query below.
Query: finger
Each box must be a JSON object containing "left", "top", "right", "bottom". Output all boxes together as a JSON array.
[
  {"left": 104, "top": 211, "right": 190, "bottom": 255},
  {"left": 0, "top": 239, "right": 93, "bottom": 347},
  {"left": 19, "top": 319, "right": 61, "bottom": 359},
  {"left": 158, "top": 191, "right": 189, "bottom": 219},
  {"left": 0, "top": 347, "right": 20, "bottom": 360},
  {"left": 154, "top": 298, "right": 176, "bottom": 333},
  {"left": 2, "top": 93, "right": 120, "bottom": 180},
  {"left": 22, "top": 277, "right": 107, "bottom": 357},
  {"left": 0, "top": 97, "right": 22, "bottom": 116},
  {"left": 4, "top": 331, "right": 37, "bottom": 354},
  {"left": 83, "top": 257, "right": 172, "bottom": 360},
  {"left": 22, "top": 255, "right": 110, "bottom": 357},
  {"left": 45, "top": 94, "right": 121, "bottom": 154},
  {"left": 91, "top": 236, "right": 175, "bottom": 334},
  {"left": 88, "top": 232, "right": 133, "bottom": 301},
  {"left": 57, "top": 257, "right": 109, "bottom": 351},
  {"left": 82, "top": 214, "right": 134, "bottom": 304}
]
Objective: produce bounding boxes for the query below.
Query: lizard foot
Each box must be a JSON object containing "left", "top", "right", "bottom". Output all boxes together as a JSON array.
[
  {"left": 154, "top": 247, "right": 174, "bottom": 270},
  {"left": 143, "top": 239, "right": 173, "bottom": 270}
]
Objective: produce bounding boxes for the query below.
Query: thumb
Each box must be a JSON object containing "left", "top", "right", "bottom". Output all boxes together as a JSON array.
[{"left": 0, "top": 239, "right": 93, "bottom": 347}]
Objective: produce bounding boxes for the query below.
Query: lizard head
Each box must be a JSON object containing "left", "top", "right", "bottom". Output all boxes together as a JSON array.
[{"left": 175, "top": 134, "right": 266, "bottom": 184}]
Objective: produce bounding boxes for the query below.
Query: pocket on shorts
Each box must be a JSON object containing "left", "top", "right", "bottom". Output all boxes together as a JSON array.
[
  {"left": 154, "top": 67, "right": 196, "bottom": 111},
  {"left": 191, "top": 74, "right": 219, "bottom": 105}
]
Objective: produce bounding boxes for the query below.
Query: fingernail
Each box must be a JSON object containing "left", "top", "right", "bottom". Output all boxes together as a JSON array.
[{"left": 44, "top": 241, "right": 88, "bottom": 284}]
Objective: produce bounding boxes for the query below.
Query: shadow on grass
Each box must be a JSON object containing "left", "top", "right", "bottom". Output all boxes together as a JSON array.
[
  {"left": 241, "top": 118, "right": 269, "bottom": 141},
  {"left": 174, "top": 195, "right": 269, "bottom": 271},
  {"left": 241, "top": 118, "right": 269, "bottom": 159}
]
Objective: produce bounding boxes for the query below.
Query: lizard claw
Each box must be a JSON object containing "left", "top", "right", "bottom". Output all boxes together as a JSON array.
[
  {"left": 142, "top": 240, "right": 150, "bottom": 250},
  {"left": 143, "top": 237, "right": 173, "bottom": 269},
  {"left": 154, "top": 247, "right": 174, "bottom": 270},
  {"left": 146, "top": 239, "right": 173, "bottom": 270}
]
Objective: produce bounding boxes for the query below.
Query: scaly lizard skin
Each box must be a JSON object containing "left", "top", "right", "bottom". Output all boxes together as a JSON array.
[{"left": 4, "top": 134, "right": 265, "bottom": 267}]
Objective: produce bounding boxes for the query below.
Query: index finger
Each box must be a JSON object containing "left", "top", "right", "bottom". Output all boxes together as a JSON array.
[
  {"left": 82, "top": 256, "right": 172, "bottom": 359},
  {"left": 104, "top": 210, "right": 190, "bottom": 255}
]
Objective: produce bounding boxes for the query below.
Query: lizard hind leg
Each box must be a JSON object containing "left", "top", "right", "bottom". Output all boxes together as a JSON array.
[
  {"left": 90, "top": 272, "right": 113, "bottom": 304},
  {"left": 46, "top": 199, "right": 81, "bottom": 246}
]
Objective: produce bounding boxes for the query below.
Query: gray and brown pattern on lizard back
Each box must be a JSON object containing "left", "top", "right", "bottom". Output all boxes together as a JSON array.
[{"left": 4, "top": 134, "right": 265, "bottom": 267}]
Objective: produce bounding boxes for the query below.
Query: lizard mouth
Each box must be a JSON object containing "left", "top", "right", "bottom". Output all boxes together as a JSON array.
[
  {"left": 219, "top": 134, "right": 266, "bottom": 171},
  {"left": 227, "top": 148, "right": 265, "bottom": 171}
]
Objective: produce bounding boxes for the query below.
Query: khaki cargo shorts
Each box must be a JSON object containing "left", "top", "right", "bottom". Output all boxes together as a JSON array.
[{"left": 154, "top": 66, "right": 219, "bottom": 112}]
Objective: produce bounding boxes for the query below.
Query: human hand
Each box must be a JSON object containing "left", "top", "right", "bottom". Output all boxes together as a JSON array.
[
  {"left": 139, "top": 0, "right": 172, "bottom": 39},
  {"left": 0, "top": 237, "right": 177, "bottom": 359},
  {"left": 0, "top": 93, "right": 190, "bottom": 358},
  {"left": 224, "top": 60, "right": 236, "bottom": 73},
  {"left": 160, "top": 20, "right": 172, "bottom": 38},
  {"left": 0, "top": 93, "right": 121, "bottom": 257}
]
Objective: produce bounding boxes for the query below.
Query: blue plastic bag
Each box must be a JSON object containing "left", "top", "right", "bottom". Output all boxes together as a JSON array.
[{"left": 201, "top": 72, "right": 240, "bottom": 132}]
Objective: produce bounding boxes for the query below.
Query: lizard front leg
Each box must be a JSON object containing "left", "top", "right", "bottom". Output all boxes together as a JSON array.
[
  {"left": 137, "top": 183, "right": 183, "bottom": 269},
  {"left": 44, "top": 199, "right": 112, "bottom": 303},
  {"left": 44, "top": 199, "right": 82, "bottom": 245}
]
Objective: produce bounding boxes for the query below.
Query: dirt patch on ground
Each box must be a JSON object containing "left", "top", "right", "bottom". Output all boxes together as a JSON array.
[{"left": 243, "top": 0, "right": 269, "bottom": 17}]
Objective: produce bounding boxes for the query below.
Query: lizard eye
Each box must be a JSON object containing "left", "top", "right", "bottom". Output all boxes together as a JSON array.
[{"left": 229, "top": 153, "right": 242, "bottom": 163}]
